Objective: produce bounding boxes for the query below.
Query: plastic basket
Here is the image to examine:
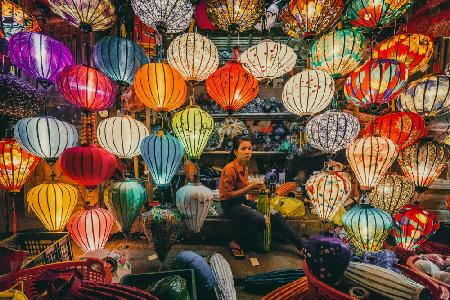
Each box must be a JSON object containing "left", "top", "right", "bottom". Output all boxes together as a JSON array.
[{"left": 0, "top": 232, "right": 73, "bottom": 268}]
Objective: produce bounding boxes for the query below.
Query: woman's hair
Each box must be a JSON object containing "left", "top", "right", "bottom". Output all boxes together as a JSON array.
[{"left": 228, "top": 135, "right": 252, "bottom": 162}]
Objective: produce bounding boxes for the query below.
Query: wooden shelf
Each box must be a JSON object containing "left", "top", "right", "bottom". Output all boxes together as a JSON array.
[
  {"left": 210, "top": 112, "right": 296, "bottom": 120},
  {"left": 202, "top": 151, "right": 288, "bottom": 155}
]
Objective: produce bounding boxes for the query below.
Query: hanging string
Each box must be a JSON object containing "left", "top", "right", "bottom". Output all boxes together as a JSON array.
[{"left": 189, "top": 84, "right": 196, "bottom": 106}]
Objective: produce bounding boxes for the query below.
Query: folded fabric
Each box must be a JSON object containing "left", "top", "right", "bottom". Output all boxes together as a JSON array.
[
  {"left": 262, "top": 276, "right": 308, "bottom": 300},
  {"left": 244, "top": 269, "right": 305, "bottom": 294}
]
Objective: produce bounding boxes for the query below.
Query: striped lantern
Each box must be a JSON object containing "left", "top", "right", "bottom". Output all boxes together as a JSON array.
[
  {"left": 14, "top": 116, "right": 78, "bottom": 164},
  {"left": 209, "top": 253, "right": 237, "bottom": 300}
]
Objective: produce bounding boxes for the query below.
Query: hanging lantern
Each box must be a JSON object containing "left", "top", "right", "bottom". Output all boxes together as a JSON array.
[
  {"left": 310, "top": 28, "right": 366, "bottom": 78},
  {"left": 206, "top": 0, "right": 264, "bottom": 34},
  {"left": 14, "top": 117, "right": 78, "bottom": 164},
  {"left": 96, "top": 116, "right": 149, "bottom": 159},
  {"left": 239, "top": 40, "right": 297, "bottom": 81},
  {"left": 0, "top": 0, "right": 40, "bottom": 39},
  {"left": 363, "top": 112, "right": 426, "bottom": 151},
  {"left": 305, "top": 110, "right": 360, "bottom": 154},
  {"left": 254, "top": 2, "right": 279, "bottom": 32},
  {"left": 131, "top": 0, "right": 193, "bottom": 34},
  {"left": 398, "top": 138, "right": 450, "bottom": 193},
  {"left": 194, "top": 0, "right": 216, "bottom": 31},
  {"left": 397, "top": 75, "right": 450, "bottom": 118},
  {"left": 133, "top": 16, "right": 162, "bottom": 59},
  {"left": 47, "top": 0, "right": 115, "bottom": 32},
  {"left": 93, "top": 36, "right": 149, "bottom": 89},
  {"left": 282, "top": 69, "right": 334, "bottom": 116},
  {"left": 68, "top": 207, "right": 114, "bottom": 253},
  {"left": 342, "top": 203, "right": 393, "bottom": 251},
  {"left": 205, "top": 60, "right": 259, "bottom": 112},
  {"left": 306, "top": 171, "right": 351, "bottom": 222},
  {"left": 106, "top": 180, "right": 147, "bottom": 234},
  {"left": 344, "top": 59, "right": 408, "bottom": 109},
  {"left": 167, "top": 33, "right": 219, "bottom": 83},
  {"left": 172, "top": 106, "right": 214, "bottom": 160},
  {"left": 27, "top": 182, "right": 78, "bottom": 231},
  {"left": 0, "top": 138, "right": 39, "bottom": 192},
  {"left": 346, "top": 136, "right": 398, "bottom": 191},
  {"left": 393, "top": 205, "right": 439, "bottom": 251},
  {"left": 176, "top": 182, "right": 213, "bottom": 233},
  {"left": 368, "top": 174, "right": 415, "bottom": 215},
  {"left": 134, "top": 63, "right": 187, "bottom": 112},
  {"left": 57, "top": 65, "right": 117, "bottom": 112}
]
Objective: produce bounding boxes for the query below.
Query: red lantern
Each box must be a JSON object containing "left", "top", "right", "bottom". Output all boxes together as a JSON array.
[
  {"left": 363, "top": 112, "right": 426, "bottom": 150},
  {"left": 195, "top": 0, "right": 216, "bottom": 31},
  {"left": 404, "top": 0, "right": 450, "bottom": 39},
  {"left": 57, "top": 65, "right": 117, "bottom": 112}
]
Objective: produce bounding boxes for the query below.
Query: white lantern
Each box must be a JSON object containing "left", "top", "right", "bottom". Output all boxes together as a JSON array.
[
  {"left": 282, "top": 69, "right": 334, "bottom": 116},
  {"left": 167, "top": 33, "right": 219, "bottom": 82},
  {"left": 240, "top": 40, "right": 297, "bottom": 81},
  {"left": 96, "top": 116, "right": 149, "bottom": 158}
]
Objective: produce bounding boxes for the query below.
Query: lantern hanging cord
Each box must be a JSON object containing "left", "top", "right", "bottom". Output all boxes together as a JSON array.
[
  {"left": 189, "top": 84, "right": 196, "bottom": 106},
  {"left": 83, "top": 31, "right": 91, "bottom": 66}
]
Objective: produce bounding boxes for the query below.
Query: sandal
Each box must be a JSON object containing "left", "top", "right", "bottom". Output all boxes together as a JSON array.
[{"left": 230, "top": 241, "right": 245, "bottom": 259}]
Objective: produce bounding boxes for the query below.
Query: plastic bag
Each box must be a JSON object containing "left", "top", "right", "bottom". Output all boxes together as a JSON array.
[{"left": 270, "top": 196, "right": 305, "bottom": 218}]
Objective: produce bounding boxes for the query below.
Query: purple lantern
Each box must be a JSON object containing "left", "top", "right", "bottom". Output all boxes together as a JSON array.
[{"left": 8, "top": 32, "right": 74, "bottom": 88}]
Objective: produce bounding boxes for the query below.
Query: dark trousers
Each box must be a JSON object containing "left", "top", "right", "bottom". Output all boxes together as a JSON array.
[{"left": 221, "top": 196, "right": 304, "bottom": 250}]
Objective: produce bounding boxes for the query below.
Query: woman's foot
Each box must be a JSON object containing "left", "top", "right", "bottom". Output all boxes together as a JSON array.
[{"left": 230, "top": 240, "right": 245, "bottom": 259}]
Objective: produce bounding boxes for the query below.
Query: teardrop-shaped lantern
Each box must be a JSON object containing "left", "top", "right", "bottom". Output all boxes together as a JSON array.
[
  {"left": 97, "top": 116, "right": 149, "bottom": 159},
  {"left": 27, "top": 182, "right": 78, "bottom": 231},
  {"left": 57, "top": 65, "right": 117, "bottom": 112},
  {"left": 68, "top": 207, "right": 114, "bottom": 253},
  {"left": 345, "top": 59, "right": 408, "bottom": 109},
  {"left": 194, "top": 0, "right": 216, "bottom": 31},
  {"left": 310, "top": 28, "right": 366, "bottom": 78},
  {"left": 305, "top": 110, "right": 360, "bottom": 154},
  {"left": 282, "top": 69, "right": 334, "bottom": 116},
  {"left": 0, "top": 0, "right": 40, "bottom": 40},
  {"left": 240, "top": 40, "right": 297, "bottom": 81},
  {"left": 14, "top": 117, "right": 78, "bottom": 164},
  {"left": 134, "top": 63, "right": 187, "bottom": 112},
  {"left": 205, "top": 60, "right": 259, "bottom": 112},
  {"left": 346, "top": 136, "right": 398, "bottom": 190},
  {"left": 172, "top": 106, "right": 214, "bottom": 160},
  {"left": 140, "top": 131, "right": 184, "bottom": 187},
  {"left": 393, "top": 205, "right": 439, "bottom": 251}
]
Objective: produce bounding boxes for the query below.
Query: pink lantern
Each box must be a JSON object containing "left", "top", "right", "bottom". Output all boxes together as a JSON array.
[{"left": 195, "top": 0, "right": 216, "bottom": 31}]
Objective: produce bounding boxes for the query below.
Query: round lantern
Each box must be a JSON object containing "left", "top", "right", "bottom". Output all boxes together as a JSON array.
[
  {"left": 27, "top": 182, "right": 78, "bottom": 231},
  {"left": 305, "top": 110, "right": 360, "bottom": 154},
  {"left": 195, "top": 0, "right": 216, "bottom": 31},
  {"left": 94, "top": 36, "right": 149, "bottom": 88},
  {"left": 96, "top": 116, "right": 149, "bottom": 159},
  {"left": 14, "top": 116, "right": 78, "bottom": 163},
  {"left": 167, "top": 33, "right": 219, "bottom": 83},
  {"left": 68, "top": 207, "right": 114, "bottom": 253},
  {"left": 47, "top": 0, "right": 116, "bottom": 32},
  {"left": 305, "top": 171, "right": 351, "bottom": 222},
  {"left": 368, "top": 175, "right": 415, "bottom": 215},
  {"left": 373, "top": 34, "right": 433, "bottom": 75},
  {"left": 345, "top": 59, "right": 408, "bottom": 109},
  {"left": 171, "top": 105, "right": 214, "bottom": 160},
  {"left": 8, "top": 32, "right": 75, "bottom": 87},
  {"left": 398, "top": 138, "right": 450, "bottom": 193},
  {"left": 310, "top": 28, "right": 366, "bottom": 78},
  {"left": 140, "top": 131, "right": 184, "bottom": 187},
  {"left": 346, "top": 136, "right": 398, "bottom": 190},
  {"left": 107, "top": 180, "right": 147, "bottom": 234},
  {"left": 342, "top": 203, "right": 393, "bottom": 251},
  {"left": 363, "top": 112, "right": 426, "bottom": 151},
  {"left": 134, "top": 63, "right": 187, "bottom": 112},
  {"left": 206, "top": 0, "right": 264, "bottom": 34},
  {"left": 393, "top": 205, "right": 439, "bottom": 251},
  {"left": 282, "top": 69, "right": 334, "bottom": 116},
  {"left": 205, "top": 60, "right": 259, "bottom": 112},
  {"left": 176, "top": 182, "right": 213, "bottom": 233},
  {"left": 0, "top": 0, "right": 40, "bottom": 39},
  {"left": 0, "top": 138, "right": 40, "bottom": 192},
  {"left": 131, "top": 0, "right": 193, "bottom": 34},
  {"left": 57, "top": 65, "right": 117, "bottom": 112},
  {"left": 397, "top": 75, "right": 450, "bottom": 118},
  {"left": 239, "top": 40, "right": 297, "bottom": 81}
]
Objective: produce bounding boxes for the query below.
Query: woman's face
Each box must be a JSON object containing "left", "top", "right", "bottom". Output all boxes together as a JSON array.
[{"left": 235, "top": 141, "right": 253, "bottom": 162}]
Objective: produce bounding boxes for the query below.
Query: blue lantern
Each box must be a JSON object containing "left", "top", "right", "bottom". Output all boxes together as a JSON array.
[{"left": 140, "top": 130, "right": 184, "bottom": 187}]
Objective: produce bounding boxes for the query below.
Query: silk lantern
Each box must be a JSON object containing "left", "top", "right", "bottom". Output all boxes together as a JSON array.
[
  {"left": 172, "top": 106, "right": 214, "bottom": 160},
  {"left": 27, "top": 182, "right": 78, "bottom": 231},
  {"left": 205, "top": 60, "right": 259, "bottom": 112},
  {"left": 310, "top": 28, "right": 366, "bottom": 78},
  {"left": 393, "top": 205, "right": 439, "bottom": 251},
  {"left": 140, "top": 131, "right": 184, "bottom": 187},
  {"left": 0, "top": 0, "right": 40, "bottom": 39},
  {"left": 97, "top": 116, "right": 149, "bottom": 159},
  {"left": 254, "top": 2, "right": 279, "bottom": 32},
  {"left": 134, "top": 63, "right": 187, "bottom": 112},
  {"left": 68, "top": 207, "right": 114, "bottom": 253},
  {"left": 194, "top": 0, "right": 216, "bottom": 31},
  {"left": 342, "top": 203, "right": 393, "bottom": 251},
  {"left": 282, "top": 69, "right": 334, "bottom": 116},
  {"left": 346, "top": 136, "right": 398, "bottom": 191}
]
